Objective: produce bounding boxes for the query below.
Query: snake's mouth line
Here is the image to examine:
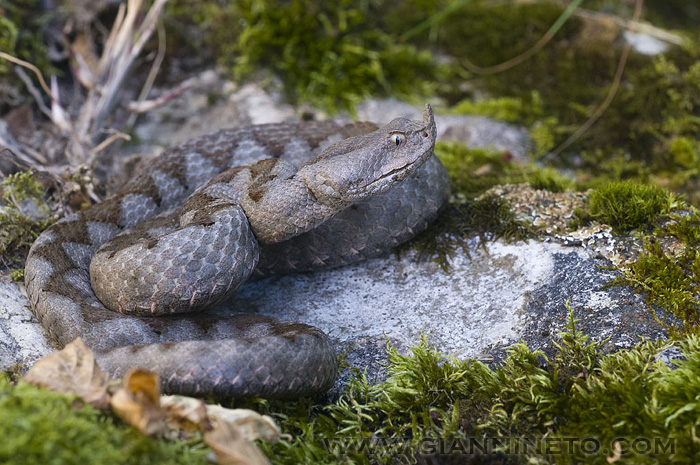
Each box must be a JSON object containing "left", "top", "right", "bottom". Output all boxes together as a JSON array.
[{"left": 365, "top": 150, "right": 431, "bottom": 192}]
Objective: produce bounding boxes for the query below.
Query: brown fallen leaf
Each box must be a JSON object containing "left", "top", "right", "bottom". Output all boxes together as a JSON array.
[
  {"left": 160, "top": 395, "right": 212, "bottom": 433},
  {"left": 204, "top": 420, "right": 271, "bottom": 465},
  {"left": 159, "top": 395, "right": 282, "bottom": 443},
  {"left": 24, "top": 337, "right": 112, "bottom": 410},
  {"left": 111, "top": 368, "right": 166, "bottom": 437},
  {"left": 206, "top": 405, "right": 282, "bottom": 444}
]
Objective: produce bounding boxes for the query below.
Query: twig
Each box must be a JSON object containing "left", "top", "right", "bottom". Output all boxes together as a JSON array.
[
  {"left": 550, "top": 0, "right": 644, "bottom": 157},
  {"left": 13, "top": 67, "right": 52, "bottom": 119},
  {"left": 127, "top": 19, "right": 167, "bottom": 128},
  {"left": 124, "top": 77, "right": 196, "bottom": 114},
  {"left": 0, "top": 135, "right": 48, "bottom": 167},
  {"left": 90, "top": 129, "right": 132, "bottom": 156},
  {"left": 0, "top": 52, "right": 54, "bottom": 101},
  {"left": 461, "top": 0, "right": 584, "bottom": 75}
]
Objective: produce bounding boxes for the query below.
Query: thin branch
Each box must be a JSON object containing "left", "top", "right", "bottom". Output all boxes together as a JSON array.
[
  {"left": 550, "top": 0, "right": 644, "bottom": 157},
  {"left": 90, "top": 129, "right": 132, "bottom": 156},
  {"left": 124, "top": 77, "right": 196, "bottom": 114},
  {"left": 0, "top": 52, "right": 54, "bottom": 101},
  {"left": 71, "top": 0, "right": 170, "bottom": 165},
  {"left": 0, "top": 135, "right": 48, "bottom": 166},
  {"left": 461, "top": 0, "right": 584, "bottom": 75},
  {"left": 127, "top": 19, "right": 167, "bottom": 128},
  {"left": 13, "top": 66, "right": 52, "bottom": 119}
]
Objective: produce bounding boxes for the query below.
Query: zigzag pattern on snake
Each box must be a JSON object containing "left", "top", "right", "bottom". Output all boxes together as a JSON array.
[{"left": 24, "top": 104, "right": 450, "bottom": 397}]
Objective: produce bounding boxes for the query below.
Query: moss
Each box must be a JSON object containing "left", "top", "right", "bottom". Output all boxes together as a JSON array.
[
  {"left": 450, "top": 92, "right": 545, "bottom": 125},
  {"left": 0, "top": 172, "right": 53, "bottom": 269},
  {"left": 0, "top": 375, "right": 209, "bottom": 465},
  {"left": 9, "top": 268, "right": 24, "bottom": 280},
  {"left": 167, "top": 0, "right": 446, "bottom": 114},
  {"left": 409, "top": 0, "right": 700, "bottom": 195},
  {"left": 2, "top": 171, "right": 44, "bottom": 203},
  {"left": 435, "top": 142, "right": 573, "bottom": 198},
  {"left": 584, "top": 181, "right": 679, "bottom": 234},
  {"left": 241, "top": 309, "right": 700, "bottom": 464},
  {"left": 403, "top": 142, "right": 577, "bottom": 270},
  {"left": 405, "top": 195, "right": 534, "bottom": 272},
  {"left": 609, "top": 211, "right": 700, "bottom": 330}
]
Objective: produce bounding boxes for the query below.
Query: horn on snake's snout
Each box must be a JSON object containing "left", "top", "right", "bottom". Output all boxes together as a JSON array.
[{"left": 423, "top": 103, "right": 434, "bottom": 126}]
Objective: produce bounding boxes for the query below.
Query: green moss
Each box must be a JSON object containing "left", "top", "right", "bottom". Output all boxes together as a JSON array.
[
  {"left": 613, "top": 238, "right": 700, "bottom": 328},
  {"left": 0, "top": 172, "right": 53, "bottom": 269},
  {"left": 245, "top": 309, "right": 700, "bottom": 464},
  {"left": 410, "top": 0, "right": 700, "bottom": 195},
  {"left": 529, "top": 116, "right": 560, "bottom": 159},
  {"left": 585, "top": 181, "right": 679, "bottom": 234},
  {"left": 435, "top": 142, "right": 573, "bottom": 198},
  {"left": 2, "top": 171, "right": 44, "bottom": 204},
  {"left": 0, "top": 375, "right": 209, "bottom": 465},
  {"left": 450, "top": 92, "right": 545, "bottom": 124},
  {"left": 609, "top": 211, "right": 700, "bottom": 330},
  {"left": 669, "top": 137, "right": 700, "bottom": 170},
  {"left": 9, "top": 268, "right": 24, "bottom": 280},
  {"left": 405, "top": 195, "right": 534, "bottom": 272},
  {"left": 167, "top": 0, "right": 445, "bottom": 114},
  {"left": 404, "top": 142, "right": 577, "bottom": 270}
]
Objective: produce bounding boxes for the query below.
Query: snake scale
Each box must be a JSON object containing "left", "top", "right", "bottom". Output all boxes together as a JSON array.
[{"left": 24, "top": 104, "right": 450, "bottom": 397}]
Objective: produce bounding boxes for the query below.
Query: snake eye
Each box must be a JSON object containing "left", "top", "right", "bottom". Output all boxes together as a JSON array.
[{"left": 393, "top": 134, "right": 405, "bottom": 147}]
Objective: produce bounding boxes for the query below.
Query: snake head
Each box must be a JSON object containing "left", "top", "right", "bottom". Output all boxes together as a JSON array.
[{"left": 298, "top": 103, "right": 437, "bottom": 208}]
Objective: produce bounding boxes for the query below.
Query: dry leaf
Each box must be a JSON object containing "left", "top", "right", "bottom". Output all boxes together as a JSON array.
[
  {"left": 111, "top": 369, "right": 166, "bottom": 437},
  {"left": 204, "top": 421, "right": 271, "bottom": 465},
  {"left": 161, "top": 395, "right": 212, "bottom": 433},
  {"left": 24, "top": 337, "right": 112, "bottom": 409},
  {"left": 206, "top": 406, "right": 282, "bottom": 444}
]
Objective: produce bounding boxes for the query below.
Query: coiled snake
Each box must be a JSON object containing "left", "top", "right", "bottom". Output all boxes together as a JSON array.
[{"left": 25, "top": 104, "right": 450, "bottom": 397}]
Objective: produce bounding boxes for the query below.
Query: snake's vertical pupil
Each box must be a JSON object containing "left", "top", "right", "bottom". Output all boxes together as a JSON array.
[{"left": 395, "top": 135, "right": 401, "bottom": 146}]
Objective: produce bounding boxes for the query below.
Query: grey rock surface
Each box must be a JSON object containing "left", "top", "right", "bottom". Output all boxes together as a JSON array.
[{"left": 0, "top": 278, "right": 53, "bottom": 371}]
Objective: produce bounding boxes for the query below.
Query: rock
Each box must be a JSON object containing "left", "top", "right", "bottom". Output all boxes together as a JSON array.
[
  {"left": 623, "top": 31, "right": 670, "bottom": 56},
  {"left": 654, "top": 345, "right": 686, "bottom": 368},
  {"left": 223, "top": 238, "right": 675, "bottom": 395},
  {"left": 0, "top": 278, "right": 53, "bottom": 372}
]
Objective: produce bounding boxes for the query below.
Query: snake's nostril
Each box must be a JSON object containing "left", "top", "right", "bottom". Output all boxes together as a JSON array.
[{"left": 422, "top": 131, "right": 429, "bottom": 138}]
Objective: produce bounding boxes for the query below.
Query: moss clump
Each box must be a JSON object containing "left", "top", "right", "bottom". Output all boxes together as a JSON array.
[
  {"left": 406, "top": 142, "right": 575, "bottom": 270},
  {"left": 249, "top": 309, "right": 700, "bottom": 464},
  {"left": 0, "top": 171, "right": 53, "bottom": 269},
  {"left": 435, "top": 142, "right": 573, "bottom": 198},
  {"left": 167, "top": 0, "right": 444, "bottom": 114},
  {"left": 450, "top": 91, "right": 546, "bottom": 125},
  {"left": 0, "top": 375, "right": 209, "bottom": 465},
  {"left": 611, "top": 211, "right": 700, "bottom": 329},
  {"left": 585, "top": 181, "right": 679, "bottom": 234},
  {"left": 405, "top": 195, "right": 534, "bottom": 271}
]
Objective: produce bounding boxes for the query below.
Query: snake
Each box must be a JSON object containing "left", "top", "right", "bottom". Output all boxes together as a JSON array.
[{"left": 24, "top": 104, "right": 450, "bottom": 397}]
